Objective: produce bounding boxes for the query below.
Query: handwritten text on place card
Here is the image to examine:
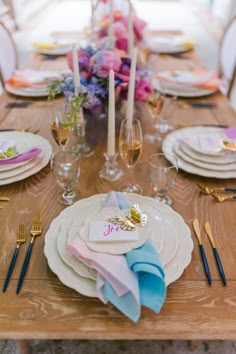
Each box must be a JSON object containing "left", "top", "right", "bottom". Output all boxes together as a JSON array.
[{"left": 88, "top": 221, "right": 139, "bottom": 242}]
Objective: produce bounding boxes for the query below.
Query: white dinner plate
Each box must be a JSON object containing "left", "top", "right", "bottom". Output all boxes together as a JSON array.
[
  {"left": 34, "top": 46, "right": 71, "bottom": 56},
  {"left": 153, "top": 78, "right": 217, "bottom": 98},
  {"left": 162, "top": 126, "right": 236, "bottom": 178},
  {"left": 44, "top": 194, "right": 193, "bottom": 297},
  {"left": 5, "top": 83, "right": 49, "bottom": 97},
  {"left": 143, "top": 35, "right": 194, "bottom": 54}
]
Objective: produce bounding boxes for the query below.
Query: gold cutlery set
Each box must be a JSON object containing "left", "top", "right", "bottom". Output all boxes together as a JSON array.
[
  {"left": 2, "top": 215, "right": 43, "bottom": 294},
  {"left": 193, "top": 218, "right": 226, "bottom": 286},
  {"left": 197, "top": 183, "right": 236, "bottom": 202}
]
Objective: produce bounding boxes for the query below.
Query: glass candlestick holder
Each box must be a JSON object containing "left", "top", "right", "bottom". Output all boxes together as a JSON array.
[
  {"left": 73, "top": 119, "right": 94, "bottom": 158},
  {"left": 99, "top": 153, "right": 124, "bottom": 182}
]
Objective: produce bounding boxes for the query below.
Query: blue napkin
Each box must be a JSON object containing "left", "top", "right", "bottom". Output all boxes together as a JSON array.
[{"left": 103, "top": 192, "right": 166, "bottom": 319}]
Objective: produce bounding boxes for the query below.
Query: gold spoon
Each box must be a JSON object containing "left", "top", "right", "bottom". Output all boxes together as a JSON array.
[{"left": 211, "top": 193, "right": 236, "bottom": 202}]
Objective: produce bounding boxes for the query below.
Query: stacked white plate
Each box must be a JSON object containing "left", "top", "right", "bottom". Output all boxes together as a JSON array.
[
  {"left": 162, "top": 126, "right": 236, "bottom": 178},
  {"left": 5, "top": 70, "right": 61, "bottom": 97},
  {"left": 152, "top": 70, "right": 218, "bottom": 97},
  {"left": 143, "top": 35, "right": 194, "bottom": 54},
  {"left": 0, "top": 131, "right": 52, "bottom": 185},
  {"left": 44, "top": 193, "right": 193, "bottom": 297}
]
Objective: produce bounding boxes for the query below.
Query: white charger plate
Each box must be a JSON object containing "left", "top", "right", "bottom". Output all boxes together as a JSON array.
[{"left": 44, "top": 194, "right": 193, "bottom": 297}]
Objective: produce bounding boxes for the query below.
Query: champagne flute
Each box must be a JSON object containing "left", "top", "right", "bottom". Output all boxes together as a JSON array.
[
  {"left": 154, "top": 80, "right": 175, "bottom": 134},
  {"left": 49, "top": 108, "right": 71, "bottom": 150},
  {"left": 51, "top": 149, "right": 80, "bottom": 205},
  {"left": 148, "top": 153, "right": 178, "bottom": 205},
  {"left": 119, "top": 118, "right": 143, "bottom": 194}
]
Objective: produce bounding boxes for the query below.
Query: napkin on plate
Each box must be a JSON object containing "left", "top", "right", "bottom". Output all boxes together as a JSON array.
[
  {"left": 67, "top": 191, "right": 166, "bottom": 321},
  {"left": 5, "top": 69, "right": 58, "bottom": 89},
  {"left": 105, "top": 192, "right": 166, "bottom": 313},
  {"left": 0, "top": 147, "right": 42, "bottom": 165},
  {"left": 67, "top": 235, "right": 140, "bottom": 322},
  {"left": 156, "top": 69, "right": 223, "bottom": 90}
]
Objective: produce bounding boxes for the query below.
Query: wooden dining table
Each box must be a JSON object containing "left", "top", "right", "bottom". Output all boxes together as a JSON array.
[{"left": 1, "top": 40, "right": 236, "bottom": 344}]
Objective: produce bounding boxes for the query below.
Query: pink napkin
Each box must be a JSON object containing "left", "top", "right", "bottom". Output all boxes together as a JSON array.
[
  {"left": 67, "top": 238, "right": 139, "bottom": 299},
  {"left": 0, "top": 147, "right": 42, "bottom": 165}
]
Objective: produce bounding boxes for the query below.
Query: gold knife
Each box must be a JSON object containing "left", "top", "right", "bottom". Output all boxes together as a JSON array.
[
  {"left": 193, "top": 218, "right": 212, "bottom": 285},
  {"left": 204, "top": 222, "right": 226, "bottom": 286}
]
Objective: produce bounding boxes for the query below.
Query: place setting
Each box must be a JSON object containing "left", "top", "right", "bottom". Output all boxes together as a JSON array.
[
  {"left": 142, "top": 34, "right": 195, "bottom": 54},
  {"left": 0, "top": 131, "right": 52, "bottom": 185},
  {"left": 162, "top": 125, "right": 236, "bottom": 178},
  {"left": 31, "top": 35, "right": 77, "bottom": 56},
  {"left": 44, "top": 190, "right": 193, "bottom": 321},
  {"left": 5, "top": 69, "right": 63, "bottom": 97},
  {"left": 152, "top": 69, "right": 223, "bottom": 98}
]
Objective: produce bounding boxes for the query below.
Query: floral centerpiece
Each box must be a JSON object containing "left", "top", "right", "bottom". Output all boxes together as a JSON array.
[{"left": 48, "top": 45, "right": 152, "bottom": 125}]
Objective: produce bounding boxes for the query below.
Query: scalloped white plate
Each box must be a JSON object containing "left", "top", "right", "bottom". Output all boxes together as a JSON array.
[{"left": 44, "top": 194, "right": 193, "bottom": 297}]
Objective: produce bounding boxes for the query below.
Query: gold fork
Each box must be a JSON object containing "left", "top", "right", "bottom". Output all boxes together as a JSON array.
[
  {"left": 2, "top": 224, "right": 27, "bottom": 292},
  {"left": 196, "top": 183, "right": 236, "bottom": 195},
  {"left": 16, "top": 215, "right": 43, "bottom": 294},
  {"left": 211, "top": 193, "right": 236, "bottom": 202}
]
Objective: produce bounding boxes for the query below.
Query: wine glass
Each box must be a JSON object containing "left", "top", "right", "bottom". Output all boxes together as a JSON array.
[
  {"left": 154, "top": 80, "right": 176, "bottom": 134},
  {"left": 148, "top": 153, "right": 178, "bottom": 205},
  {"left": 51, "top": 149, "right": 80, "bottom": 205},
  {"left": 119, "top": 118, "right": 143, "bottom": 194},
  {"left": 145, "top": 91, "right": 165, "bottom": 143},
  {"left": 49, "top": 108, "right": 71, "bottom": 150}
]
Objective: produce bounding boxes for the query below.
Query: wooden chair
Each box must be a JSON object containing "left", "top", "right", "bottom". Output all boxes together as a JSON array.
[
  {"left": 219, "top": 15, "right": 236, "bottom": 98},
  {"left": 0, "top": 21, "right": 17, "bottom": 84}
]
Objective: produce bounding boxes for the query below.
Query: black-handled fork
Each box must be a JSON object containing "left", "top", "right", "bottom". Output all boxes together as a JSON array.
[
  {"left": 16, "top": 216, "right": 43, "bottom": 294},
  {"left": 2, "top": 224, "right": 26, "bottom": 292}
]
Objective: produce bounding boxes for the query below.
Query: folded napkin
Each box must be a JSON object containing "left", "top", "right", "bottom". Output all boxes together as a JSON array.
[
  {"left": 5, "top": 69, "right": 58, "bottom": 89},
  {"left": 0, "top": 147, "right": 42, "bottom": 165},
  {"left": 67, "top": 192, "right": 166, "bottom": 322},
  {"left": 156, "top": 69, "right": 223, "bottom": 90},
  {"left": 222, "top": 128, "right": 236, "bottom": 140},
  {"left": 67, "top": 233, "right": 140, "bottom": 322}
]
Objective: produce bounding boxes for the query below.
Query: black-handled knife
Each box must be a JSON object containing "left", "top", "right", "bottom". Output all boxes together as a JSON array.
[
  {"left": 204, "top": 222, "right": 227, "bottom": 286},
  {"left": 193, "top": 218, "right": 212, "bottom": 285}
]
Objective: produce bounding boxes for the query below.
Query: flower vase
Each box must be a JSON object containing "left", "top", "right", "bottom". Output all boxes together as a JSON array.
[{"left": 70, "top": 118, "right": 94, "bottom": 158}]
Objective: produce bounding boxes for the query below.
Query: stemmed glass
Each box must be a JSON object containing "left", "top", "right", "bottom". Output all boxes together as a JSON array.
[
  {"left": 154, "top": 80, "right": 176, "bottom": 134},
  {"left": 49, "top": 108, "right": 71, "bottom": 150},
  {"left": 148, "top": 153, "right": 178, "bottom": 205},
  {"left": 119, "top": 118, "right": 143, "bottom": 194},
  {"left": 145, "top": 91, "right": 165, "bottom": 143},
  {"left": 51, "top": 149, "right": 80, "bottom": 205}
]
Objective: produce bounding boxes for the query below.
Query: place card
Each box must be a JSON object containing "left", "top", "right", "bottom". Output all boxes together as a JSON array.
[{"left": 88, "top": 220, "right": 139, "bottom": 243}]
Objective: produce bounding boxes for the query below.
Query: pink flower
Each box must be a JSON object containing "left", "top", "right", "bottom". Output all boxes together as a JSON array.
[
  {"left": 90, "top": 50, "right": 122, "bottom": 78},
  {"left": 133, "top": 18, "right": 146, "bottom": 41},
  {"left": 115, "top": 36, "right": 128, "bottom": 52},
  {"left": 66, "top": 49, "right": 92, "bottom": 78},
  {"left": 135, "top": 78, "right": 153, "bottom": 102}
]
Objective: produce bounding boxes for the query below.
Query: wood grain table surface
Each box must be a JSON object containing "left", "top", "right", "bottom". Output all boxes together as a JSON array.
[{"left": 0, "top": 44, "right": 236, "bottom": 340}]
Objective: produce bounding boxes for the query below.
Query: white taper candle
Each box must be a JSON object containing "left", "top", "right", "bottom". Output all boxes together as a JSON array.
[
  {"left": 128, "top": 2, "right": 134, "bottom": 57},
  {"left": 107, "top": 70, "right": 115, "bottom": 156},
  {"left": 72, "top": 43, "right": 84, "bottom": 123},
  {"left": 108, "top": 0, "right": 114, "bottom": 43},
  {"left": 72, "top": 43, "right": 80, "bottom": 94},
  {"left": 126, "top": 47, "right": 137, "bottom": 126}
]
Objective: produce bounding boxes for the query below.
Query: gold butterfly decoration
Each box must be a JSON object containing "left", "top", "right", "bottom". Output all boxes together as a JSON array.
[
  {"left": 106, "top": 204, "right": 147, "bottom": 231},
  {"left": 106, "top": 217, "right": 136, "bottom": 231}
]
